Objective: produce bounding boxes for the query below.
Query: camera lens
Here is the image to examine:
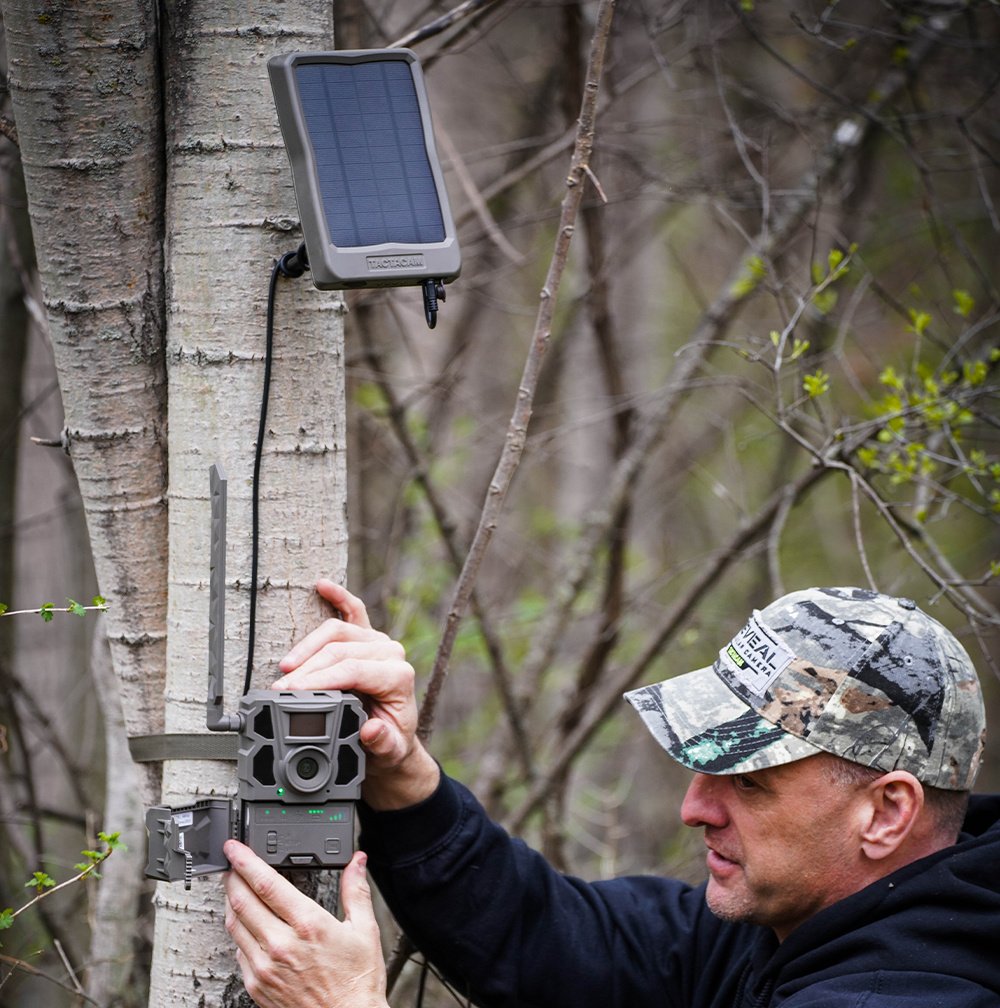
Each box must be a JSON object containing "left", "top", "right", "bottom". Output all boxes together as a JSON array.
[{"left": 283, "top": 746, "right": 330, "bottom": 792}]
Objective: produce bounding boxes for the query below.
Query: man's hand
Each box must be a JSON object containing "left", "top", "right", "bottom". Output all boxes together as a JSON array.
[
  {"left": 224, "top": 840, "right": 388, "bottom": 1008},
  {"left": 274, "top": 579, "right": 439, "bottom": 810}
]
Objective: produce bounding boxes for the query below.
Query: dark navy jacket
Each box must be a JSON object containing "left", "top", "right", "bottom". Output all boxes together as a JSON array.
[{"left": 360, "top": 775, "right": 1000, "bottom": 1007}]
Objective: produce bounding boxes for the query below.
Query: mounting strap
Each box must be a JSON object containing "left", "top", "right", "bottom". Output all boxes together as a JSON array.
[{"left": 128, "top": 733, "right": 239, "bottom": 763}]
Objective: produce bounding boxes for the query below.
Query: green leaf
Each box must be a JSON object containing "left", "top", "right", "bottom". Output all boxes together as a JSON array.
[
  {"left": 789, "top": 338, "right": 810, "bottom": 361},
  {"left": 856, "top": 446, "right": 880, "bottom": 471},
  {"left": 0, "top": 603, "right": 7, "bottom": 616},
  {"left": 952, "top": 289, "right": 974, "bottom": 318},
  {"left": 963, "top": 360, "right": 988, "bottom": 387},
  {"left": 67, "top": 598, "right": 87, "bottom": 617},
  {"left": 39, "top": 602, "right": 54, "bottom": 623},
  {"left": 907, "top": 309, "right": 932, "bottom": 336},
  {"left": 878, "top": 366, "right": 904, "bottom": 390},
  {"left": 25, "top": 871, "right": 55, "bottom": 893},
  {"left": 92, "top": 595, "right": 107, "bottom": 608},
  {"left": 729, "top": 255, "right": 766, "bottom": 297},
  {"left": 0, "top": 908, "right": 14, "bottom": 931},
  {"left": 812, "top": 289, "right": 838, "bottom": 315},
  {"left": 803, "top": 370, "right": 830, "bottom": 398}
]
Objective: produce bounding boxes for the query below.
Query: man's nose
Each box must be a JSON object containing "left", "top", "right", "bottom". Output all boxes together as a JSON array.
[{"left": 680, "top": 772, "right": 728, "bottom": 829}]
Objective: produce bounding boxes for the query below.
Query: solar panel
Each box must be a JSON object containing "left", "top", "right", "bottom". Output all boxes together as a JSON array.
[{"left": 268, "top": 50, "right": 461, "bottom": 293}]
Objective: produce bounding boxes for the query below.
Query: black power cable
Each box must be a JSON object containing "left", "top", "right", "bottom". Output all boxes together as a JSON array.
[
  {"left": 244, "top": 248, "right": 306, "bottom": 695},
  {"left": 245, "top": 243, "right": 437, "bottom": 692}
]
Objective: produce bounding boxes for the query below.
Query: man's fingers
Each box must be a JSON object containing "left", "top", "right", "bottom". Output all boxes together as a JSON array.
[
  {"left": 277, "top": 636, "right": 405, "bottom": 683},
  {"left": 278, "top": 619, "right": 388, "bottom": 674},
  {"left": 226, "top": 896, "right": 268, "bottom": 968},
  {"left": 225, "top": 840, "right": 312, "bottom": 928},
  {"left": 359, "top": 717, "right": 409, "bottom": 764},
  {"left": 274, "top": 656, "right": 415, "bottom": 701},
  {"left": 316, "top": 579, "right": 373, "bottom": 629},
  {"left": 340, "top": 852, "right": 379, "bottom": 934}
]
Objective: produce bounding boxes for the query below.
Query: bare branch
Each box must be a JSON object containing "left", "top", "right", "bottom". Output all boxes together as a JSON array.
[
  {"left": 390, "top": 0, "right": 509, "bottom": 49},
  {"left": 416, "top": 0, "right": 618, "bottom": 743},
  {"left": 0, "top": 115, "right": 18, "bottom": 146},
  {"left": 505, "top": 460, "right": 833, "bottom": 833},
  {"left": 505, "top": 16, "right": 957, "bottom": 719}
]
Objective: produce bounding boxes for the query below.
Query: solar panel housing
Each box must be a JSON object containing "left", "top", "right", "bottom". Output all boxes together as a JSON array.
[{"left": 268, "top": 50, "right": 461, "bottom": 291}]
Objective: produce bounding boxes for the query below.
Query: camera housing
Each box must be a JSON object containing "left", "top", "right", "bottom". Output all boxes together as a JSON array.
[
  {"left": 236, "top": 689, "right": 365, "bottom": 868},
  {"left": 144, "top": 465, "right": 366, "bottom": 887}
]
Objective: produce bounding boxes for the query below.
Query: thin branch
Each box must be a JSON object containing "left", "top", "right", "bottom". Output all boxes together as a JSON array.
[
  {"left": 849, "top": 470, "right": 878, "bottom": 591},
  {"left": 505, "top": 460, "right": 832, "bottom": 833},
  {"left": 507, "top": 19, "right": 955, "bottom": 716},
  {"left": 7, "top": 848, "right": 117, "bottom": 922},
  {"left": 436, "top": 123, "right": 525, "bottom": 266},
  {"left": 416, "top": 0, "right": 618, "bottom": 743},
  {"left": 0, "top": 603, "right": 107, "bottom": 618},
  {"left": 0, "top": 115, "right": 18, "bottom": 146},
  {"left": 390, "top": 0, "right": 509, "bottom": 50},
  {"left": 387, "top": 3, "right": 618, "bottom": 990},
  {"left": 357, "top": 311, "right": 536, "bottom": 780},
  {"left": 0, "top": 954, "right": 101, "bottom": 1007},
  {"left": 765, "top": 483, "right": 795, "bottom": 599}
]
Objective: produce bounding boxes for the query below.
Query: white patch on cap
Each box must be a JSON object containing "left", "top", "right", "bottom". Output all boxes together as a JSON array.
[{"left": 718, "top": 612, "right": 795, "bottom": 697}]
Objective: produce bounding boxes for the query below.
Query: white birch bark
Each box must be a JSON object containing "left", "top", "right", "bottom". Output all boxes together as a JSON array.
[
  {"left": 88, "top": 627, "right": 147, "bottom": 1007},
  {"left": 149, "top": 2, "right": 346, "bottom": 1003},
  {"left": 2, "top": 0, "right": 169, "bottom": 809},
  {"left": 5, "top": 0, "right": 347, "bottom": 1002}
]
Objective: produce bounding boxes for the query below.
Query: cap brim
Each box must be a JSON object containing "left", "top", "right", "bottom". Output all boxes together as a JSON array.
[{"left": 624, "top": 664, "right": 824, "bottom": 775}]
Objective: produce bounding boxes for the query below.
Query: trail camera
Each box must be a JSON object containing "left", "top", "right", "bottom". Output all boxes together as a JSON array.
[{"left": 145, "top": 465, "right": 366, "bottom": 887}]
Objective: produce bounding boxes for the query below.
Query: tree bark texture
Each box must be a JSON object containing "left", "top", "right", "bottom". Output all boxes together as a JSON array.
[
  {"left": 2, "top": 0, "right": 169, "bottom": 807},
  {"left": 150, "top": 2, "right": 345, "bottom": 1004},
  {"left": 3, "top": 0, "right": 347, "bottom": 1003}
]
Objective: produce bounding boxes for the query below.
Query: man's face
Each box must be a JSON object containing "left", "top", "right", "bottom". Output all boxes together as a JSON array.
[{"left": 680, "top": 753, "right": 871, "bottom": 941}]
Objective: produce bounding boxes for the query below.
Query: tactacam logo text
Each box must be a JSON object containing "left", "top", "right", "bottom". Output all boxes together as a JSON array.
[{"left": 367, "top": 254, "right": 425, "bottom": 271}]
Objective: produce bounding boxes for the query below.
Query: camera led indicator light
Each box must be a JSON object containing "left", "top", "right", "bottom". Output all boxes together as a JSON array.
[{"left": 277, "top": 787, "right": 285, "bottom": 796}]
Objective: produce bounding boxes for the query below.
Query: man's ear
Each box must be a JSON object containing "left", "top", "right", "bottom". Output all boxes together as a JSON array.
[{"left": 859, "top": 771, "right": 924, "bottom": 861}]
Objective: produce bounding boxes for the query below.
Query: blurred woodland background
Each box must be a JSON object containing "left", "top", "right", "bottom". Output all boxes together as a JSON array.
[{"left": 2, "top": 0, "right": 1000, "bottom": 1005}]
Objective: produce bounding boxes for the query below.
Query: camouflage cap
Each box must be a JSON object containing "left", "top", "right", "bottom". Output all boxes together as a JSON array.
[{"left": 624, "top": 587, "right": 986, "bottom": 790}]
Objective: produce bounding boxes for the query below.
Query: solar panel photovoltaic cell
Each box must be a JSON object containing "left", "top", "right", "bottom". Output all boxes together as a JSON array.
[{"left": 295, "top": 60, "right": 446, "bottom": 248}]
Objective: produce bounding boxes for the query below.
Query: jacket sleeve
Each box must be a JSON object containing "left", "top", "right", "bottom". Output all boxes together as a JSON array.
[{"left": 358, "top": 772, "right": 744, "bottom": 1008}]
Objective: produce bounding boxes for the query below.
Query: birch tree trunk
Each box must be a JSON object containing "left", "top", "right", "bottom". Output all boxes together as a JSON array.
[
  {"left": 5, "top": 0, "right": 346, "bottom": 1003},
  {"left": 149, "top": 2, "right": 345, "bottom": 1004},
  {"left": 2, "top": 0, "right": 169, "bottom": 811}
]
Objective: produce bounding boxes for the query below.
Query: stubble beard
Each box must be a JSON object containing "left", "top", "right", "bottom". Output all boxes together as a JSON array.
[{"left": 704, "top": 879, "right": 759, "bottom": 927}]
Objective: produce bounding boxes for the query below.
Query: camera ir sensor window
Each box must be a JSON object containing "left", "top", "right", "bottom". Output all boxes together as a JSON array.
[{"left": 289, "top": 711, "right": 326, "bottom": 737}]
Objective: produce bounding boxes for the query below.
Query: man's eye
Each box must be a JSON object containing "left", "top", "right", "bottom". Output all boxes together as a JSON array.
[{"left": 733, "top": 775, "right": 758, "bottom": 791}]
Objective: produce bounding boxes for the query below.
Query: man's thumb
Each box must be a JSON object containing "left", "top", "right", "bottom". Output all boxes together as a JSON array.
[{"left": 341, "top": 851, "right": 377, "bottom": 928}]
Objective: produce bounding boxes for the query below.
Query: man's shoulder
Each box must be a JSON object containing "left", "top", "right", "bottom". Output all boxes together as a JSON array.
[{"left": 778, "top": 970, "right": 999, "bottom": 1007}]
